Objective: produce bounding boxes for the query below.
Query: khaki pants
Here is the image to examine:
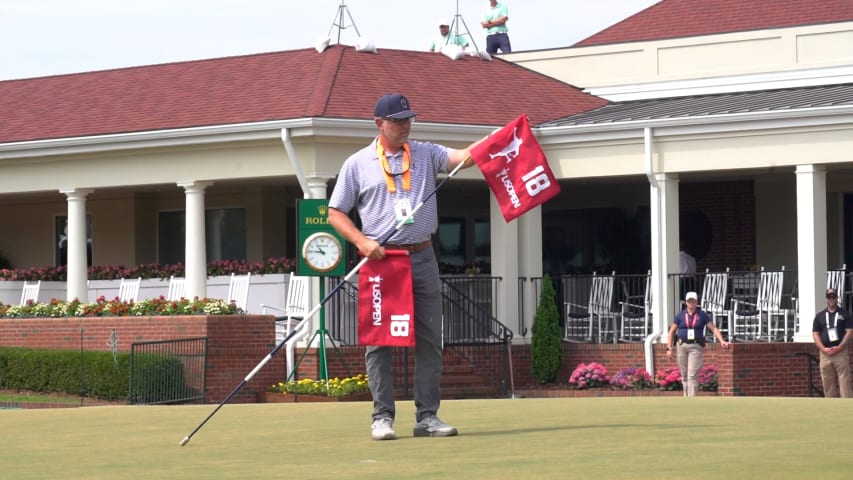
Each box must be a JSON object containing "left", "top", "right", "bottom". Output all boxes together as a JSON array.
[
  {"left": 819, "top": 347, "right": 852, "bottom": 398},
  {"left": 677, "top": 343, "right": 704, "bottom": 397}
]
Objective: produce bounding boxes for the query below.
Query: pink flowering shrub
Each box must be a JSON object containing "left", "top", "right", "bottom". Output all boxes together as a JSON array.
[
  {"left": 655, "top": 365, "right": 719, "bottom": 391},
  {"left": 568, "top": 362, "right": 610, "bottom": 389},
  {"left": 609, "top": 367, "right": 654, "bottom": 390},
  {"left": 655, "top": 366, "right": 683, "bottom": 391},
  {"left": 698, "top": 364, "right": 719, "bottom": 391}
]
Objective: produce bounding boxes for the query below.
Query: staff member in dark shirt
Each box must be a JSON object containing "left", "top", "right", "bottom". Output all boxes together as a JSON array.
[
  {"left": 667, "top": 291, "right": 729, "bottom": 396},
  {"left": 812, "top": 288, "right": 853, "bottom": 398}
]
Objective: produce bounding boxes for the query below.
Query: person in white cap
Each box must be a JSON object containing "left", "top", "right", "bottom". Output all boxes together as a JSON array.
[
  {"left": 429, "top": 18, "right": 469, "bottom": 52},
  {"left": 666, "top": 291, "right": 730, "bottom": 396}
]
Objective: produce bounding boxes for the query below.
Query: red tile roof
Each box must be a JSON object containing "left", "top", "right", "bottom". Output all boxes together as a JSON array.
[
  {"left": 0, "top": 45, "right": 607, "bottom": 144},
  {"left": 575, "top": 0, "right": 853, "bottom": 47}
]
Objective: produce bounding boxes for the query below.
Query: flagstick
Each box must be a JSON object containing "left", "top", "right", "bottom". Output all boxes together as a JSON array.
[
  {"left": 179, "top": 159, "right": 468, "bottom": 447},
  {"left": 506, "top": 339, "right": 518, "bottom": 399}
]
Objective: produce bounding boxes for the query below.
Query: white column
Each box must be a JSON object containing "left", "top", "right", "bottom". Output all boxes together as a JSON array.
[
  {"left": 305, "top": 175, "right": 332, "bottom": 200},
  {"left": 60, "top": 188, "right": 93, "bottom": 302},
  {"left": 517, "top": 206, "right": 543, "bottom": 339},
  {"left": 650, "top": 173, "right": 680, "bottom": 339},
  {"left": 490, "top": 195, "right": 518, "bottom": 338},
  {"left": 178, "top": 181, "right": 213, "bottom": 299},
  {"left": 794, "top": 165, "right": 827, "bottom": 342}
]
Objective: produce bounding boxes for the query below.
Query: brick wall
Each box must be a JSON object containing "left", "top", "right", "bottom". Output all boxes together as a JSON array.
[
  {"left": 681, "top": 180, "right": 756, "bottom": 271},
  {"left": 1, "top": 315, "right": 832, "bottom": 400},
  {"left": 298, "top": 341, "right": 829, "bottom": 398},
  {"left": 0, "top": 315, "right": 286, "bottom": 403},
  {"left": 518, "top": 342, "right": 825, "bottom": 397}
]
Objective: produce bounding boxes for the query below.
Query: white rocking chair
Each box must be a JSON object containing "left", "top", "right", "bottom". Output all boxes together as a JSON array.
[
  {"left": 565, "top": 272, "right": 617, "bottom": 343},
  {"left": 731, "top": 267, "right": 791, "bottom": 342},
  {"left": 700, "top": 269, "right": 731, "bottom": 342},
  {"left": 262, "top": 273, "right": 310, "bottom": 342}
]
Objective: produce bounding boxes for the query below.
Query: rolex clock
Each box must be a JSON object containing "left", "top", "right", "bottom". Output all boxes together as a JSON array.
[{"left": 301, "top": 231, "right": 343, "bottom": 273}]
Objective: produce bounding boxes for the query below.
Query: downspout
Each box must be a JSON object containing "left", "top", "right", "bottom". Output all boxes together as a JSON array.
[
  {"left": 643, "top": 126, "right": 664, "bottom": 377},
  {"left": 281, "top": 127, "right": 313, "bottom": 200},
  {"left": 280, "top": 127, "right": 314, "bottom": 377}
]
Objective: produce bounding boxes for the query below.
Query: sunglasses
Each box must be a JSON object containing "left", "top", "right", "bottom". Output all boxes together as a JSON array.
[
  {"left": 381, "top": 161, "right": 410, "bottom": 178},
  {"left": 827, "top": 294, "right": 838, "bottom": 299},
  {"left": 385, "top": 116, "right": 415, "bottom": 124}
]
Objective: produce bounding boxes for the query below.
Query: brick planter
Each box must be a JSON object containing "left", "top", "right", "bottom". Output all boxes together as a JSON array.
[
  {"left": 515, "top": 388, "right": 719, "bottom": 398},
  {"left": 258, "top": 391, "right": 372, "bottom": 403}
]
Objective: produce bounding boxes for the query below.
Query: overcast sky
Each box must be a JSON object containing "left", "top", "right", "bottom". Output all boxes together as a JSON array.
[{"left": 1, "top": 0, "right": 660, "bottom": 81}]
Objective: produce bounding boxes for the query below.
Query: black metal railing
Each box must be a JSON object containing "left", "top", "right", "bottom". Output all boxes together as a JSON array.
[
  {"left": 322, "top": 275, "right": 513, "bottom": 398},
  {"left": 441, "top": 276, "right": 509, "bottom": 344},
  {"left": 794, "top": 352, "right": 823, "bottom": 397},
  {"left": 326, "top": 275, "right": 512, "bottom": 346},
  {"left": 325, "top": 277, "right": 359, "bottom": 345},
  {"left": 129, "top": 337, "right": 207, "bottom": 405}
]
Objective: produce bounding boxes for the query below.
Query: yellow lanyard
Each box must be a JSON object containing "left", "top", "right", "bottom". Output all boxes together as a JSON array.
[{"left": 376, "top": 139, "right": 411, "bottom": 193}]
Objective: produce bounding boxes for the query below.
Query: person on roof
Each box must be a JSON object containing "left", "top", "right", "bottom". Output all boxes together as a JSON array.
[
  {"left": 429, "top": 18, "right": 469, "bottom": 53},
  {"left": 481, "top": 0, "right": 511, "bottom": 54}
]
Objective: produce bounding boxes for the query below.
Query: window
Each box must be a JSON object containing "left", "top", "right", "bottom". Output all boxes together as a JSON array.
[
  {"left": 438, "top": 218, "right": 465, "bottom": 267},
  {"left": 438, "top": 217, "right": 491, "bottom": 268},
  {"left": 55, "top": 215, "right": 93, "bottom": 267},
  {"left": 474, "top": 219, "right": 490, "bottom": 264},
  {"left": 158, "top": 208, "right": 247, "bottom": 264}
]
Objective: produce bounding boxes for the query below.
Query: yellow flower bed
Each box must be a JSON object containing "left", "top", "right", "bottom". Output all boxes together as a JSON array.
[{"left": 270, "top": 374, "right": 369, "bottom": 398}]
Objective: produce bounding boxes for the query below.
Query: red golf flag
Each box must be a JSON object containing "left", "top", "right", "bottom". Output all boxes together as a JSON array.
[
  {"left": 358, "top": 251, "right": 415, "bottom": 347},
  {"left": 470, "top": 114, "right": 560, "bottom": 222}
]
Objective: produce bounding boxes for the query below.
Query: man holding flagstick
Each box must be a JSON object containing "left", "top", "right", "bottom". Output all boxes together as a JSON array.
[{"left": 328, "top": 93, "right": 484, "bottom": 441}]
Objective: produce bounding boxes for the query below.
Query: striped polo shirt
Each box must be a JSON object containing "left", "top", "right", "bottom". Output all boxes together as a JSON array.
[{"left": 329, "top": 138, "right": 450, "bottom": 244}]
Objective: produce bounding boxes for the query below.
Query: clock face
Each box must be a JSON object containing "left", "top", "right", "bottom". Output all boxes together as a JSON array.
[{"left": 302, "top": 232, "right": 343, "bottom": 273}]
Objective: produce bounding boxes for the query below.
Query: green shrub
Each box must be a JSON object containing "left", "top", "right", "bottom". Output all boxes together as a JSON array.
[
  {"left": 128, "top": 354, "right": 188, "bottom": 404},
  {"left": 0, "top": 347, "right": 130, "bottom": 400},
  {"left": 530, "top": 274, "right": 562, "bottom": 383},
  {"left": 0, "top": 347, "right": 190, "bottom": 403}
]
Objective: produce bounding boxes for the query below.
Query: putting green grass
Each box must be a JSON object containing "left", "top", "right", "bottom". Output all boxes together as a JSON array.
[{"left": 0, "top": 397, "right": 849, "bottom": 479}]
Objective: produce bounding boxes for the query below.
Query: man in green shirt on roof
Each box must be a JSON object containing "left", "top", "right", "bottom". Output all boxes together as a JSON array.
[{"left": 429, "top": 18, "right": 469, "bottom": 53}]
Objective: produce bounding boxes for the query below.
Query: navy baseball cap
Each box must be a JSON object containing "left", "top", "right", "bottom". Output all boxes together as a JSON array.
[{"left": 374, "top": 94, "right": 417, "bottom": 120}]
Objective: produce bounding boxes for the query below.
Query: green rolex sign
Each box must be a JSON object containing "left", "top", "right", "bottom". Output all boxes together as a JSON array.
[{"left": 297, "top": 199, "right": 346, "bottom": 277}]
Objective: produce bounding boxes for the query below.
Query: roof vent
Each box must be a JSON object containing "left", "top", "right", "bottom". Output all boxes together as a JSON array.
[{"left": 320, "top": 1, "right": 376, "bottom": 54}]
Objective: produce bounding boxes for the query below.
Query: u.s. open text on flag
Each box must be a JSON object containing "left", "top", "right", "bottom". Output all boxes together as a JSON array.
[{"left": 469, "top": 114, "right": 560, "bottom": 222}]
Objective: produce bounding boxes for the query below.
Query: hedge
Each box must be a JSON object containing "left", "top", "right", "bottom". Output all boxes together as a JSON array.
[{"left": 0, "top": 347, "right": 188, "bottom": 403}]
